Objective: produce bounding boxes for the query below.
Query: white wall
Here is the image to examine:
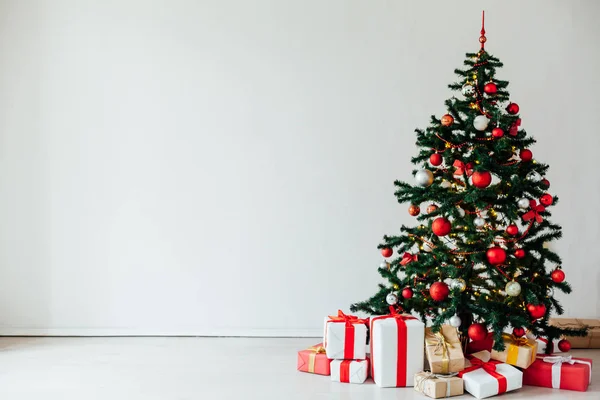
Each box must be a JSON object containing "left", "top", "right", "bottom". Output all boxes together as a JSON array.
[{"left": 0, "top": 0, "right": 598, "bottom": 336}]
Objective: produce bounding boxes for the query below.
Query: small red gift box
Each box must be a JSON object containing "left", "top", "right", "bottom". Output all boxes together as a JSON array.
[
  {"left": 297, "top": 343, "right": 331, "bottom": 375},
  {"left": 466, "top": 332, "right": 493, "bottom": 354},
  {"left": 522, "top": 354, "right": 592, "bottom": 392}
]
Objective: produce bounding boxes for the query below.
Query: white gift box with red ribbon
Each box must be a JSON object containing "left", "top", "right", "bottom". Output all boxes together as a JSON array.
[
  {"left": 323, "top": 311, "right": 367, "bottom": 360},
  {"left": 330, "top": 359, "right": 369, "bottom": 384}
]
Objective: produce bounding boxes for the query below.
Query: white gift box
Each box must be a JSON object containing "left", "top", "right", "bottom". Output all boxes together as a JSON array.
[
  {"left": 460, "top": 351, "right": 523, "bottom": 399},
  {"left": 525, "top": 332, "right": 562, "bottom": 354},
  {"left": 330, "top": 359, "right": 369, "bottom": 384},
  {"left": 370, "top": 313, "right": 424, "bottom": 387},
  {"left": 323, "top": 313, "right": 367, "bottom": 360}
]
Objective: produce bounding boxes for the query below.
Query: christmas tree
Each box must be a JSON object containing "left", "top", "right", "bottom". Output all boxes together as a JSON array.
[{"left": 350, "top": 12, "right": 585, "bottom": 351}]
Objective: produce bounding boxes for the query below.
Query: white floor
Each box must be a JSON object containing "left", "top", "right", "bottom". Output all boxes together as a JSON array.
[{"left": 0, "top": 337, "right": 598, "bottom": 400}]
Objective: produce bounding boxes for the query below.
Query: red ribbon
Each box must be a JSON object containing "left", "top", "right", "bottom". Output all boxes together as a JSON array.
[
  {"left": 522, "top": 200, "right": 545, "bottom": 223},
  {"left": 370, "top": 306, "right": 417, "bottom": 387},
  {"left": 327, "top": 311, "right": 368, "bottom": 359},
  {"left": 459, "top": 356, "right": 507, "bottom": 394},
  {"left": 400, "top": 252, "right": 418, "bottom": 266},
  {"left": 509, "top": 118, "right": 521, "bottom": 136},
  {"left": 453, "top": 160, "right": 474, "bottom": 177},
  {"left": 340, "top": 360, "right": 351, "bottom": 383}
]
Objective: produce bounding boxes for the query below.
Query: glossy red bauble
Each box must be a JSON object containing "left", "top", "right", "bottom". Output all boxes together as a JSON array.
[
  {"left": 520, "top": 149, "right": 533, "bottom": 162},
  {"left": 408, "top": 204, "right": 421, "bottom": 216},
  {"left": 432, "top": 217, "right": 452, "bottom": 237},
  {"left": 558, "top": 339, "right": 571, "bottom": 352},
  {"left": 542, "top": 179, "right": 550, "bottom": 188},
  {"left": 506, "top": 225, "right": 519, "bottom": 236},
  {"left": 430, "top": 282, "right": 450, "bottom": 302},
  {"left": 527, "top": 303, "right": 547, "bottom": 319},
  {"left": 514, "top": 248, "right": 526, "bottom": 259},
  {"left": 471, "top": 171, "right": 492, "bottom": 188},
  {"left": 484, "top": 82, "right": 498, "bottom": 95},
  {"left": 381, "top": 248, "right": 393, "bottom": 258},
  {"left": 486, "top": 247, "right": 507, "bottom": 265},
  {"left": 540, "top": 193, "right": 553, "bottom": 206},
  {"left": 429, "top": 153, "right": 443, "bottom": 166},
  {"left": 402, "top": 287, "right": 414, "bottom": 299},
  {"left": 427, "top": 204, "right": 438, "bottom": 214},
  {"left": 468, "top": 323, "right": 488, "bottom": 341},
  {"left": 513, "top": 327, "right": 526, "bottom": 338},
  {"left": 441, "top": 114, "right": 454, "bottom": 126},
  {"left": 506, "top": 103, "right": 520, "bottom": 114},
  {"left": 492, "top": 127, "right": 504, "bottom": 138},
  {"left": 551, "top": 269, "right": 565, "bottom": 283}
]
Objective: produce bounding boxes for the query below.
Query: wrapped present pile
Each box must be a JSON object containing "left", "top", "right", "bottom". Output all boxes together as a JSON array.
[{"left": 297, "top": 309, "right": 594, "bottom": 398}]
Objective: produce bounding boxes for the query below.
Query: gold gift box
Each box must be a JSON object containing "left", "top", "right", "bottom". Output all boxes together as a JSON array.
[
  {"left": 425, "top": 326, "right": 465, "bottom": 374},
  {"left": 414, "top": 371, "right": 464, "bottom": 399},
  {"left": 550, "top": 318, "right": 600, "bottom": 348},
  {"left": 490, "top": 333, "right": 537, "bottom": 369}
]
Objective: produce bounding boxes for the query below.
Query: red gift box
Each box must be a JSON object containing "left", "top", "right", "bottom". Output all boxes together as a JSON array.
[
  {"left": 522, "top": 354, "right": 592, "bottom": 392},
  {"left": 297, "top": 343, "right": 331, "bottom": 375},
  {"left": 466, "top": 332, "right": 493, "bottom": 354}
]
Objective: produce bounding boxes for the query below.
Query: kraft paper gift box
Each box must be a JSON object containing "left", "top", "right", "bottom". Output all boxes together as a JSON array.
[
  {"left": 425, "top": 326, "right": 465, "bottom": 374},
  {"left": 297, "top": 343, "right": 331, "bottom": 375},
  {"left": 459, "top": 350, "right": 523, "bottom": 399},
  {"left": 414, "top": 372, "right": 464, "bottom": 398},
  {"left": 323, "top": 310, "right": 368, "bottom": 360},
  {"left": 370, "top": 308, "right": 424, "bottom": 387},
  {"left": 330, "top": 359, "right": 369, "bottom": 384},
  {"left": 549, "top": 318, "right": 600, "bottom": 348},
  {"left": 522, "top": 354, "right": 592, "bottom": 392},
  {"left": 490, "top": 333, "right": 537, "bottom": 369}
]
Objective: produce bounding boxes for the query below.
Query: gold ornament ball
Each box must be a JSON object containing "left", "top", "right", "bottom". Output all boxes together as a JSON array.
[
  {"left": 441, "top": 114, "right": 454, "bottom": 126},
  {"left": 451, "top": 278, "right": 467, "bottom": 292},
  {"left": 408, "top": 204, "right": 420, "bottom": 216},
  {"left": 427, "top": 204, "right": 438, "bottom": 214}
]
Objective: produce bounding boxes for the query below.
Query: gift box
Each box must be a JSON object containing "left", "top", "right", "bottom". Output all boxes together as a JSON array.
[
  {"left": 467, "top": 332, "right": 494, "bottom": 354},
  {"left": 522, "top": 355, "right": 592, "bottom": 392},
  {"left": 414, "top": 372, "right": 464, "bottom": 398},
  {"left": 549, "top": 318, "right": 600, "bottom": 348},
  {"left": 297, "top": 343, "right": 331, "bottom": 375},
  {"left": 458, "top": 351, "right": 523, "bottom": 399},
  {"left": 323, "top": 310, "right": 368, "bottom": 360},
  {"left": 330, "top": 358, "right": 369, "bottom": 384},
  {"left": 525, "top": 332, "right": 562, "bottom": 354},
  {"left": 425, "top": 326, "right": 465, "bottom": 374},
  {"left": 370, "top": 307, "right": 424, "bottom": 387},
  {"left": 490, "top": 333, "right": 537, "bottom": 369}
]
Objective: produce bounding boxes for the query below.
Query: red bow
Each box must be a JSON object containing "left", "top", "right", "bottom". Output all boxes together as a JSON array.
[
  {"left": 453, "top": 160, "right": 474, "bottom": 177},
  {"left": 509, "top": 118, "right": 521, "bottom": 136},
  {"left": 400, "top": 252, "right": 418, "bottom": 266},
  {"left": 522, "top": 200, "right": 545, "bottom": 223},
  {"left": 459, "top": 356, "right": 508, "bottom": 394},
  {"left": 327, "top": 310, "right": 368, "bottom": 326}
]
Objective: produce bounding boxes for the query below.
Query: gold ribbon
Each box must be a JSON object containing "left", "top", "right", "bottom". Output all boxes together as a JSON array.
[
  {"left": 426, "top": 331, "right": 454, "bottom": 374},
  {"left": 307, "top": 345, "right": 326, "bottom": 373},
  {"left": 416, "top": 372, "right": 458, "bottom": 398},
  {"left": 502, "top": 333, "right": 535, "bottom": 365}
]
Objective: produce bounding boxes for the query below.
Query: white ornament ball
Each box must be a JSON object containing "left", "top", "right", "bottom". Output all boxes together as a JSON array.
[
  {"left": 380, "top": 261, "right": 390, "bottom": 269},
  {"left": 517, "top": 198, "right": 530, "bottom": 209},
  {"left": 415, "top": 169, "right": 434, "bottom": 187},
  {"left": 505, "top": 281, "right": 522, "bottom": 297},
  {"left": 473, "top": 115, "right": 490, "bottom": 131},
  {"left": 457, "top": 207, "right": 466, "bottom": 217},
  {"left": 474, "top": 217, "right": 486, "bottom": 228},
  {"left": 462, "top": 84, "right": 475, "bottom": 97},
  {"left": 386, "top": 292, "right": 398, "bottom": 305},
  {"left": 440, "top": 180, "right": 451, "bottom": 189},
  {"left": 547, "top": 287, "right": 554, "bottom": 297},
  {"left": 451, "top": 278, "right": 467, "bottom": 292},
  {"left": 526, "top": 171, "right": 542, "bottom": 182},
  {"left": 449, "top": 315, "right": 462, "bottom": 328},
  {"left": 422, "top": 242, "right": 434, "bottom": 253}
]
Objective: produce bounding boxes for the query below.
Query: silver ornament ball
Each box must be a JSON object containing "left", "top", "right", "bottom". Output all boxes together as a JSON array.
[
  {"left": 386, "top": 292, "right": 398, "bottom": 305},
  {"left": 449, "top": 315, "right": 462, "bottom": 328},
  {"left": 517, "top": 198, "right": 530, "bottom": 209},
  {"left": 451, "top": 278, "right": 467, "bottom": 292},
  {"left": 415, "top": 169, "right": 434, "bottom": 187},
  {"left": 462, "top": 84, "right": 475, "bottom": 97},
  {"left": 505, "top": 281, "right": 522, "bottom": 297},
  {"left": 474, "top": 217, "right": 486, "bottom": 228},
  {"left": 380, "top": 261, "right": 390, "bottom": 269},
  {"left": 547, "top": 287, "right": 554, "bottom": 297},
  {"left": 456, "top": 207, "right": 466, "bottom": 217},
  {"left": 473, "top": 115, "right": 490, "bottom": 131},
  {"left": 526, "top": 171, "right": 542, "bottom": 183}
]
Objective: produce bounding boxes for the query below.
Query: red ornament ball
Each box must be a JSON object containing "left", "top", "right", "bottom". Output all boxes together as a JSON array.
[
  {"left": 558, "top": 339, "right": 571, "bottom": 352},
  {"left": 506, "top": 225, "right": 519, "bottom": 236},
  {"left": 408, "top": 204, "right": 421, "bottom": 216},
  {"left": 468, "top": 323, "right": 488, "bottom": 341},
  {"left": 484, "top": 82, "right": 498, "bottom": 95},
  {"left": 513, "top": 327, "right": 526, "bottom": 338},
  {"left": 492, "top": 127, "right": 504, "bottom": 138},
  {"left": 441, "top": 114, "right": 454, "bottom": 126},
  {"left": 427, "top": 204, "right": 438, "bottom": 214},
  {"left": 551, "top": 268, "right": 565, "bottom": 283},
  {"left": 381, "top": 248, "right": 393, "bottom": 258},
  {"left": 540, "top": 193, "right": 553, "bottom": 206},
  {"left": 471, "top": 171, "right": 492, "bottom": 188},
  {"left": 486, "top": 247, "right": 507, "bottom": 265},
  {"left": 430, "top": 282, "right": 450, "bottom": 302},
  {"left": 432, "top": 217, "right": 452, "bottom": 236},
  {"left": 401, "top": 287, "right": 413, "bottom": 299},
  {"left": 514, "top": 248, "right": 526, "bottom": 259},
  {"left": 542, "top": 179, "right": 550, "bottom": 188},
  {"left": 520, "top": 149, "right": 533, "bottom": 162},
  {"left": 429, "top": 153, "right": 443, "bottom": 166},
  {"left": 527, "top": 303, "right": 547, "bottom": 319},
  {"left": 506, "top": 103, "right": 520, "bottom": 114}
]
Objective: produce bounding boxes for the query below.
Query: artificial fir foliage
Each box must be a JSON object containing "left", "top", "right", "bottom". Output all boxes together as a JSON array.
[{"left": 350, "top": 14, "right": 585, "bottom": 351}]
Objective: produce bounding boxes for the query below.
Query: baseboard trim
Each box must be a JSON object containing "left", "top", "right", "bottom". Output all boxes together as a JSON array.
[{"left": 0, "top": 327, "right": 323, "bottom": 337}]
